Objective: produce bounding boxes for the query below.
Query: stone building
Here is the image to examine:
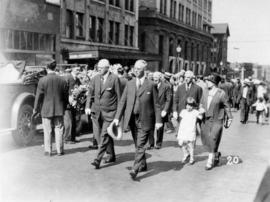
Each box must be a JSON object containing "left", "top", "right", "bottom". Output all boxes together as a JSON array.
[
  {"left": 0, "top": 0, "right": 60, "bottom": 65},
  {"left": 210, "top": 23, "right": 230, "bottom": 73},
  {"left": 60, "top": 0, "right": 159, "bottom": 67},
  {"left": 138, "top": 0, "right": 213, "bottom": 74}
]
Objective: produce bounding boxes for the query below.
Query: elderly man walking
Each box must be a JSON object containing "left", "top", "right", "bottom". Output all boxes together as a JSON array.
[
  {"left": 173, "top": 70, "right": 202, "bottom": 120},
  {"left": 113, "top": 60, "right": 162, "bottom": 180},
  {"left": 33, "top": 60, "right": 68, "bottom": 156},
  {"left": 148, "top": 72, "right": 172, "bottom": 149},
  {"left": 85, "top": 59, "right": 121, "bottom": 169}
]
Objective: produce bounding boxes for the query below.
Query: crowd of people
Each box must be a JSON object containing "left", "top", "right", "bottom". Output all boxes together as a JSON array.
[{"left": 33, "top": 58, "right": 269, "bottom": 180}]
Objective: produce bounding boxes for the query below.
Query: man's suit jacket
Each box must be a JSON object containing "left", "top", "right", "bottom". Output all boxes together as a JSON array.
[
  {"left": 200, "top": 88, "right": 232, "bottom": 121},
  {"left": 85, "top": 72, "right": 121, "bottom": 122},
  {"left": 237, "top": 86, "right": 253, "bottom": 106},
  {"left": 173, "top": 82, "right": 202, "bottom": 113},
  {"left": 34, "top": 72, "right": 68, "bottom": 118},
  {"left": 115, "top": 78, "right": 162, "bottom": 131},
  {"left": 157, "top": 81, "right": 172, "bottom": 121}
]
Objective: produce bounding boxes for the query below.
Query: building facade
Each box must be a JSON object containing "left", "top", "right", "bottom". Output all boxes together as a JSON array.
[
  {"left": 210, "top": 23, "right": 230, "bottom": 73},
  {"left": 60, "top": 0, "right": 159, "bottom": 67},
  {"left": 0, "top": 0, "right": 60, "bottom": 65},
  {"left": 138, "top": 0, "right": 213, "bottom": 74}
]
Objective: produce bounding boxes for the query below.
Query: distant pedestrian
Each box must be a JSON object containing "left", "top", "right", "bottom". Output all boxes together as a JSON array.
[
  {"left": 239, "top": 79, "right": 253, "bottom": 124},
  {"left": 33, "top": 60, "right": 68, "bottom": 156},
  {"left": 177, "top": 97, "right": 203, "bottom": 165},
  {"left": 252, "top": 97, "right": 268, "bottom": 124}
]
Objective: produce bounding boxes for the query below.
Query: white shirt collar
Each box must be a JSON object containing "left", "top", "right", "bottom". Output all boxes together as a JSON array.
[{"left": 102, "top": 71, "right": 110, "bottom": 82}]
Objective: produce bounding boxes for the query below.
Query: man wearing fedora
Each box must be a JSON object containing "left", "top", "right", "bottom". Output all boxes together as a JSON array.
[
  {"left": 33, "top": 60, "right": 68, "bottom": 156},
  {"left": 85, "top": 59, "right": 121, "bottom": 169},
  {"left": 113, "top": 59, "right": 162, "bottom": 180},
  {"left": 238, "top": 79, "right": 253, "bottom": 124}
]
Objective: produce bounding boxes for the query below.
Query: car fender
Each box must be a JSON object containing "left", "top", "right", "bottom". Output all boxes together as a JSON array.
[{"left": 11, "top": 92, "right": 35, "bottom": 129}]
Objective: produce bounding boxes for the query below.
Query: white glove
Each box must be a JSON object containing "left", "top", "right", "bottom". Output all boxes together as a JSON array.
[
  {"left": 173, "top": 111, "right": 178, "bottom": 120},
  {"left": 113, "top": 119, "right": 119, "bottom": 126},
  {"left": 161, "top": 110, "right": 167, "bottom": 118},
  {"left": 85, "top": 108, "right": 91, "bottom": 115}
]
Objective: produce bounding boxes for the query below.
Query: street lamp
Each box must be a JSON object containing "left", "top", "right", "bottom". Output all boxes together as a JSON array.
[{"left": 176, "top": 45, "right": 182, "bottom": 73}]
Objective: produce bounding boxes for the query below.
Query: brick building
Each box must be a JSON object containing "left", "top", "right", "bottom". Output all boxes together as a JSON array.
[
  {"left": 138, "top": 0, "right": 213, "bottom": 74},
  {"left": 0, "top": 0, "right": 60, "bottom": 65},
  {"left": 210, "top": 23, "right": 230, "bottom": 73}
]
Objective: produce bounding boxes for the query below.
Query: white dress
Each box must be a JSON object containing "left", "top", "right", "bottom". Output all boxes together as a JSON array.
[{"left": 177, "top": 109, "right": 200, "bottom": 145}]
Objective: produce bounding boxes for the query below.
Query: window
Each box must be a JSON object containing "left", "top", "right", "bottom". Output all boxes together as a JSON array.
[
  {"left": 14, "top": 30, "right": 20, "bottom": 49},
  {"left": 109, "top": 0, "right": 120, "bottom": 7},
  {"left": 97, "top": 18, "right": 103, "bottom": 43},
  {"left": 169, "top": 38, "right": 174, "bottom": 56},
  {"left": 115, "top": 22, "right": 120, "bottom": 45},
  {"left": 75, "top": 12, "right": 84, "bottom": 38},
  {"left": 208, "top": 1, "right": 212, "bottom": 13},
  {"left": 129, "top": 26, "right": 134, "bottom": 46},
  {"left": 170, "top": 0, "right": 173, "bottom": 18},
  {"left": 203, "top": 0, "right": 207, "bottom": 10},
  {"left": 66, "top": 10, "right": 74, "bottom": 39},
  {"left": 159, "top": 35, "right": 164, "bottom": 54},
  {"left": 140, "top": 32, "right": 146, "bottom": 51},
  {"left": 109, "top": 21, "right": 114, "bottom": 44},
  {"left": 160, "top": 0, "right": 163, "bottom": 14},
  {"left": 89, "top": 16, "right": 96, "bottom": 42},
  {"left": 198, "top": 14, "right": 202, "bottom": 29},
  {"left": 178, "top": 4, "right": 184, "bottom": 22},
  {"left": 186, "top": 8, "right": 191, "bottom": 25},
  {"left": 192, "top": 11, "right": 197, "bottom": 27},
  {"left": 198, "top": 0, "right": 202, "bottom": 7},
  {"left": 125, "top": 0, "right": 134, "bottom": 12},
  {"left": 124, "top": 25, "right": 128, "bottom": 46},
  {"left": 173, "top": 1, "right": 176, "bottom": 18}
]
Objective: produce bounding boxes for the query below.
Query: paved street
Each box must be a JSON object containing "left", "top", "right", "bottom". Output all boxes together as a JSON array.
[{"left": 0, "top": 111, "right": 270, "bottom": 202}]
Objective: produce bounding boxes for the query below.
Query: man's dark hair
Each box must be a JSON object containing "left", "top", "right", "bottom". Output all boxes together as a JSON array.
[{"left": 47, "top": 60, "right": 56, "bottom": 70}]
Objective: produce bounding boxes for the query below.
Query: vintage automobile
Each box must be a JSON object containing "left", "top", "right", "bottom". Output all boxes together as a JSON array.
[{"left": 0, "top": 62, "right": 91, "bottom": 146}]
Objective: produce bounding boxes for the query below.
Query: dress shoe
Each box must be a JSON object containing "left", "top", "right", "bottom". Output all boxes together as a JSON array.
[
  {"left": 44, "top": 152, "right": 52, "bottom": 157},
  {"left": 129, "top": 169, "right": 138, "bottom": 180},
  {"left": 188, "top": 159, "right": 195, "bottom": 165},
  {"left": 88, "top": 145, "right": 98, "bottom": 150},
  {"left": 205, "top": 164, "right": 214, "bottom": 170},
  {"left": 181, "top": 155, "right": 190, "bottom": 164},
  {"left": 138, "top": 165, "right": 147, "bottom": 172},
  {"left": 146, "top": 146, "right": 154, "bottom": 150},
  {"left": 155, "top": 145, "right": 161, "bottom": 150},
  {"left": 104, "top": 158, "right": 116, "bottom": 164},
  {"left": 214, "top": 152, "right": 221, "bottom": 166},
  {"left": 91, "top": 159, "right": 100, "bottom": 169},
  {"left": 57, "top": 152, "right": 65, "bottom": 156}
]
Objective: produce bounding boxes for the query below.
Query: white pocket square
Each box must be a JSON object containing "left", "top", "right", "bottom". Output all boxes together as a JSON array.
[
  {"left": 106, "top": 87, "right": 112, "bottom": 90},
  {"left": 147, "top": 92, "right": 151, "bottom": 94}
]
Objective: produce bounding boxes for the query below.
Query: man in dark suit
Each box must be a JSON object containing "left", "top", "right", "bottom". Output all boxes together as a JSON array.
[
  {"left": 173, "top": 70, "right": 203, "bottom": 119},
  {"left": 113, "top": 59, "right": 162, "bottom": 180},
  {"left": 148, "top": 72, "right": 172, "bottom": 149},
  {"left": 33, "top": 60, "right": 67, "bottom": 156},
  {"left": 85, "top": 59, "right": 121, "bottom": 169},
  {"left": 239, "top": 79, "right": 253, "bottom": 124},
  {"left": 64, "top": 66, "right": 81, "bottom": 144}
]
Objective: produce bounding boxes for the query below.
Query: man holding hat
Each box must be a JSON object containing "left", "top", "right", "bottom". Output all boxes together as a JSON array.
[
  {"left": 85, "top": 59, "right": 121, "bottom": 169},
  {"left": 113, "top": 59, "right": 162, "bottom": 180},
  {"left": 33, "top": 60, "right": 68, "bottom": 156},
  {"left": 173, "top": 70, "right": 202, "bottom": 120}
]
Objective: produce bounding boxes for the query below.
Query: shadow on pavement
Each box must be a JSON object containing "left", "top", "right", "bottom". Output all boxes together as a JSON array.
[
  {"left": 101, "top": 152, "right": 152, "bottom": 169},
  {"left": 64, "top": 146, "right": 90, "bottom": 154},
  {"left": 136, "top": 161, "right": 184, "bottom": 181}
]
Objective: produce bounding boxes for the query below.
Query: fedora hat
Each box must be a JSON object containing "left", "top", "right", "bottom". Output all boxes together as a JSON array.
[{"left": 107, "top": 121, "right": 123, "bottom": 140}]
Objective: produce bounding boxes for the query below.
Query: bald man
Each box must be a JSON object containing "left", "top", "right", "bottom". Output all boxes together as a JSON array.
[
  {"left": 113, "top": 60, "right": 162, "bottom": 180},
  {"left": 85, "top": 59, "right": 121, "bottom": 169}
]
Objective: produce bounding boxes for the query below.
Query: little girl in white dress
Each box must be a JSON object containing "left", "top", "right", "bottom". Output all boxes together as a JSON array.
[{"left": 177, "top": 97, "right": 203, "bottom": 165}]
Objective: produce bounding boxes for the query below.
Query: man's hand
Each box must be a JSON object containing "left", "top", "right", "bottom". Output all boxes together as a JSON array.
[
  {"left": 155, "top": 123, "right": 163, "bottom": 129},
  {"left": 113, "top": 119, "right": 119, "bottom": 126},
  {"left": 161, "top": 110, "right": 167, "bottom": 118},
  {"left": 173, "top": 111, "right": 178, "bottom": 120},
  {"left": 199, "top": 107, "right": 205, "bottom": 114},
  {"left": 85, "top": 108, "right": 91, "bottom": 115}
]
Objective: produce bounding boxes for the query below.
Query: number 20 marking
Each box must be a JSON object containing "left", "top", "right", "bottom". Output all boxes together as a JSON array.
[{"left": 227, "top": 155, "right": 240, "bottom": 165}]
